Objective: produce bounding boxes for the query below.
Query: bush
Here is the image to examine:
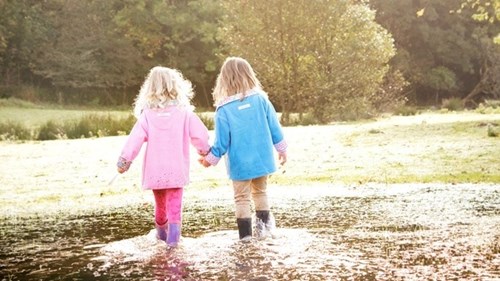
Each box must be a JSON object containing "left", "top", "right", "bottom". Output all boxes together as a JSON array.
[
  {"left": 197, "top": 113, "right": 214, "bottom": 130},
  {"left": 475, "top": 100, "right": 500, "bottom": 114},
  {"left": 441, "top": 98, "right": 464, "bottom": 111},
  {"left": 33, "top": 114, "right": 136, "bottom": 141},
  {"left": 393, "top": 106, "right": 419, "bottom": 116},
  {"left": 282, "top": 113, "right": 319, "bottom": 126},
  {"left": 63, "top": 114, "right": 136, "bottom": 139},
  {"left": 37, "top": 121, "right": 65, "bottom": 140},
  {"left": 484, "top": 99, "right": 500, "bottom": 108},
  {"left": 488, "top": 124, "right": 499, "bottom": 137},
  {"left": 0, "top": 121, "right": 32, "bottom": 141}
]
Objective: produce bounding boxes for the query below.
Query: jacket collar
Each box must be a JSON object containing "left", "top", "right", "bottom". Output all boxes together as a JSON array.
[{"left": 217, "top": 90, "right": 260, "bottom": 108}]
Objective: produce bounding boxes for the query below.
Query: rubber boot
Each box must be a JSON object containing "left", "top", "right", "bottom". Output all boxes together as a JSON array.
[
  {"left": 256, "top": 210, "right": 270, "bottom": 224},
  {"left": 166, "top": 223, "right": 181, "bottom": 247},
  {"left": 236, "top": 218, "right": 252, "bottom": 240},
  {"left": 156, "top": 222, "right": 167, "bottom": 242},
  {"left": 256, "top": 210, "right": 276, "bottom": 239},
  {"left": 255, "top": 210, "right": 269, "bottom": 238}
]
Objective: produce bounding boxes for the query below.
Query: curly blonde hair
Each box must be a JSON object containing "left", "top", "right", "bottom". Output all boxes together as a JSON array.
[{"left": 133, "top": 66, "right": 194, "bottom": 118}]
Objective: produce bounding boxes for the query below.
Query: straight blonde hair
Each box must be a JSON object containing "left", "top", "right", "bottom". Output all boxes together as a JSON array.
[
  {"left": 212, "top": 57, "right": 263, "bottom": 106},
  {"left": 133, "top": 66, "right": 194, "bottom": 118}
]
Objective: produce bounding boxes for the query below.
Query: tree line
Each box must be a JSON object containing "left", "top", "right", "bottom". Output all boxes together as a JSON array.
[{"left": 0, "top": 0, "right": 499, "bottom": 122}]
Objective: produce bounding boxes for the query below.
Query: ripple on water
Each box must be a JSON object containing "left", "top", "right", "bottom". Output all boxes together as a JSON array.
[{"left": 2, "top": 184, "right": 500, "bottom": 280}]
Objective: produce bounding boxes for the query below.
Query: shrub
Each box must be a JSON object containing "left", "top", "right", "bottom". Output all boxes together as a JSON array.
[
  {"left": 476, "top": 100, "right": 500, "bottom": 114},
  {"left": 484, "top": 99, "right": 500, "bottom": 108},
  {"left": 393, "top": 106, "right": 419, "bottom": 116},
  {"left": 37, "top": 121, "right": 65, "bottom": 140},
  {"left": 36, "top": 114, "right": 136, "bottom": 140},
  {"left": 197, "top": 113, "right": 214, "bottom": 130},
  {"left": 63, "top": 114, "right": 136, "bottom": 139},
  {"left": 488, "top": 124, "right": 499, "bottom": 137},
  {"left": 0, "top": 121, "right": 32, "bottom": 141},
  {"left": 441, "top": 98, "right": 464, "bottom": 111}
]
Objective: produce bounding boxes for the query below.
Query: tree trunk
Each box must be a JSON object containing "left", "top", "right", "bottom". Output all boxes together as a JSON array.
[{"left": 462, "top": 80, "right": 483, "bottom": 107}]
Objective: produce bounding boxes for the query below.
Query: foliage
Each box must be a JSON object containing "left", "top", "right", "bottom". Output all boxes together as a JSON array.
[
  {"left": 393, "top": 106, "right": 419, "bottom": 116},
  {"left": 475, "top": 100, "right": 500, "bottom": 113},
  {"left": 426, "top": 67, "right": 458, "bottom": 93},
  {"left": 441, "top": 97, "right": 464, "bottom": 111},
  {"left": 371, "top": 67, "right": 409, "bottom": 112},
  {"left": 459, "top": 0, "right": 500, "bottom": 43},
  {"left": 197, "top": 113, "right": 214, "bottom": 130},
  {"left": 369, "top": 0, "right": 500, "bottom": 105},
  {"left": 0, "top": 0, "right": 222, "bottom": 107},
  {"left": 0, "top": 111, "right": 214, "bottom": 141},
  {"left": 219, "top": 0, "right": 396, "bottom": 123},
  {"left": 30, "top": 1, "right": 147, "bottom": 97},
  {"left": 462, "top": 39, "right": 500, "bottom": 104},
  {"left": 487, "top": 123, "right": 499, "bottom": 137},
  {"left": 37, "top": 120, "right": 64, "bottom": 140},
  {"left": 113, "top": 0, "right": 222, "bottom": 106},
  {"left": 0, "top": 1, "right": 49, "bottom": 86},
  {"left": 1, "top": 0, "right": 500, "bottom": 115},
  {"left": 0, "top": 121, "right": 31, "bottom": 141}
]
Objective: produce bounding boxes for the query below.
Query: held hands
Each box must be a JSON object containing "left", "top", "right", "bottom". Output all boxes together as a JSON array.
[
  {"left": 198, "top": 156, "right": 211, "bottom": 167},
  {"left": 198, "top": 150, "right": 211, "bottom": 168}
]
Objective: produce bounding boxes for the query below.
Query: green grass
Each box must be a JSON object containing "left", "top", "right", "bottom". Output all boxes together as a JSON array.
[
  {"left": 0, "top": 106, "right": 130, "bottom": 129},
  {"left": 0, "top": 100, "right": 214, "bottom": 140},
  {"left": 268, "top": 171, "right": 500, "bottom": 185},
  {"left": 270, "top": 119, "right": 500, "bottom": 185}
]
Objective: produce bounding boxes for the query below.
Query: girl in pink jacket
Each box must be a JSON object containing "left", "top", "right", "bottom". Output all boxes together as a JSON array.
[{"left": 117, "top": 66, "right": 210, "bottom": 247}]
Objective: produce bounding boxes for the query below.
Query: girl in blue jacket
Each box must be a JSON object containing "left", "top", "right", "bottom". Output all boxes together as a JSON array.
[{"left": 200, "top": 57, "right": 288, "bottom": 240}]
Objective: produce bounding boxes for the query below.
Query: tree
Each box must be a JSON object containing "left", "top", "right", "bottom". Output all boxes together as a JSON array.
[
  {"left": 30, "top": 0, "right": 147, "bottom": 104},
  {"left": 458, "top": 0, "right": 500, "bottom": 104},
  {"left": 462, "top": 37, "right": 500, "bottom": 104},
  {"left": 459, "top": 0, "right": 500, "bottom": 43},
  {"left": 219, "top": 0, "right": 396, "bottom": 123},
  {"left": 114, "top": 0, "right": 222, "bottom": 107},
  {"left": 369, "top": 0, "right": 499, "bottom": 106},
  {"left": 425, "top": 66, "right": 458, "bottom": 104},
  {"left": 0, "top": 0, "right": 48, "bottom": 87}
]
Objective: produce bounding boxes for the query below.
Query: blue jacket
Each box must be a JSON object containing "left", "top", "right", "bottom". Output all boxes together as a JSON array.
[{"left": 206, "top": 90, "right": 287, "bottom": 180}]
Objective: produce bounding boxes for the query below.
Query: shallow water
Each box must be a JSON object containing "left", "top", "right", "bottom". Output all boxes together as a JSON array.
[{"left": 1, "top": 184, "right": 499, "bottom": 280}]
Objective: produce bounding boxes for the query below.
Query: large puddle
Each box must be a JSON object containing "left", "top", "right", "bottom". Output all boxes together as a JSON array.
[{"left": 1, "top": 184, "right": 499, "bottom": 280}]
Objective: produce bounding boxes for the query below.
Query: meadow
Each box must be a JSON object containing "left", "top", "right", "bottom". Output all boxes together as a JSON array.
[
  {"left": 1, "top": 104, "right": 499, "bottom": 280},
  {"left": 0, "top": 103, "right": 498, "bottom": 217}
]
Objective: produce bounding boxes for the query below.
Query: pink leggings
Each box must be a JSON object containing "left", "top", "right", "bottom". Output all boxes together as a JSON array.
[{"left": 152, "top": 188, "right": 183, "bottom": 225}]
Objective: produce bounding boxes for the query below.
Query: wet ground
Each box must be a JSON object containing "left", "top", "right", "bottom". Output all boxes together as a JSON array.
[{"left": 1, "top": 184, "right": 499, "bottom": 280}]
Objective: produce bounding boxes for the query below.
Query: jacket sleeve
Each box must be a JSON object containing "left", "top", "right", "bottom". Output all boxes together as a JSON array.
[
  {"left": 265, "top": 98, "right": 287, "bottom": 152},
  {"left": 117, "top": 114, "right": 148, "bottom": 171},
  {"left": 205, "top": 109, "right": 230, "bottom": 166},
  {"left": 189, "top": 113, "right": 210, "bottom": 155}
]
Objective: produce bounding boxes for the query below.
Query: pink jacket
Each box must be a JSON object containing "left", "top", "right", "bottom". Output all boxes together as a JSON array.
[{"left": 118, "top": 106, "right": 210, "bottom": 190}]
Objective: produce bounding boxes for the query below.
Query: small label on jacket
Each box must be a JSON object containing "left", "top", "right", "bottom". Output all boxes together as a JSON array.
[
  {"left": 238, "top": 104, "right": 251, "bottom": 110},
  {"left": 157, "top": 112, "right": 171, "bottom": 117}
]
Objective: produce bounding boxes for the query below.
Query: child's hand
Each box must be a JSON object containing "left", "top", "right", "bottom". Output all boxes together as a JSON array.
[
  {"left": 278, "top": 151, "right": 287, "bottom": 166},
  {"left": 117, "top": 167, "right": 126, "bottom": 174},
  {"left": 198, "top": 156, "right": 211, "bottom": 167},
  {"left": 198, "top": 150, "right": 209, "bottom": 156}
]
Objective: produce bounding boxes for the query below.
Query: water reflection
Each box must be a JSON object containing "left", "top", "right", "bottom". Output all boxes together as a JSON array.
[{"left": 1, "top": 184, "right": 499, "bottom": 280}]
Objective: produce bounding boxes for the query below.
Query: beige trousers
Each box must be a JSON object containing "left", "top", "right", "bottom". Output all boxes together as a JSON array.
[{"left": 232, "top": 176, "right": 269, "bottom": 219}]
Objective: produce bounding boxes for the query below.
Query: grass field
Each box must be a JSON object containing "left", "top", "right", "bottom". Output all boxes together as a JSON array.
[
  {"left": 0, "top": 108, "right": 499, "bottom": 217},
  {"left": 0, "top": 105, "right": 131, "bottom": 128}
]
